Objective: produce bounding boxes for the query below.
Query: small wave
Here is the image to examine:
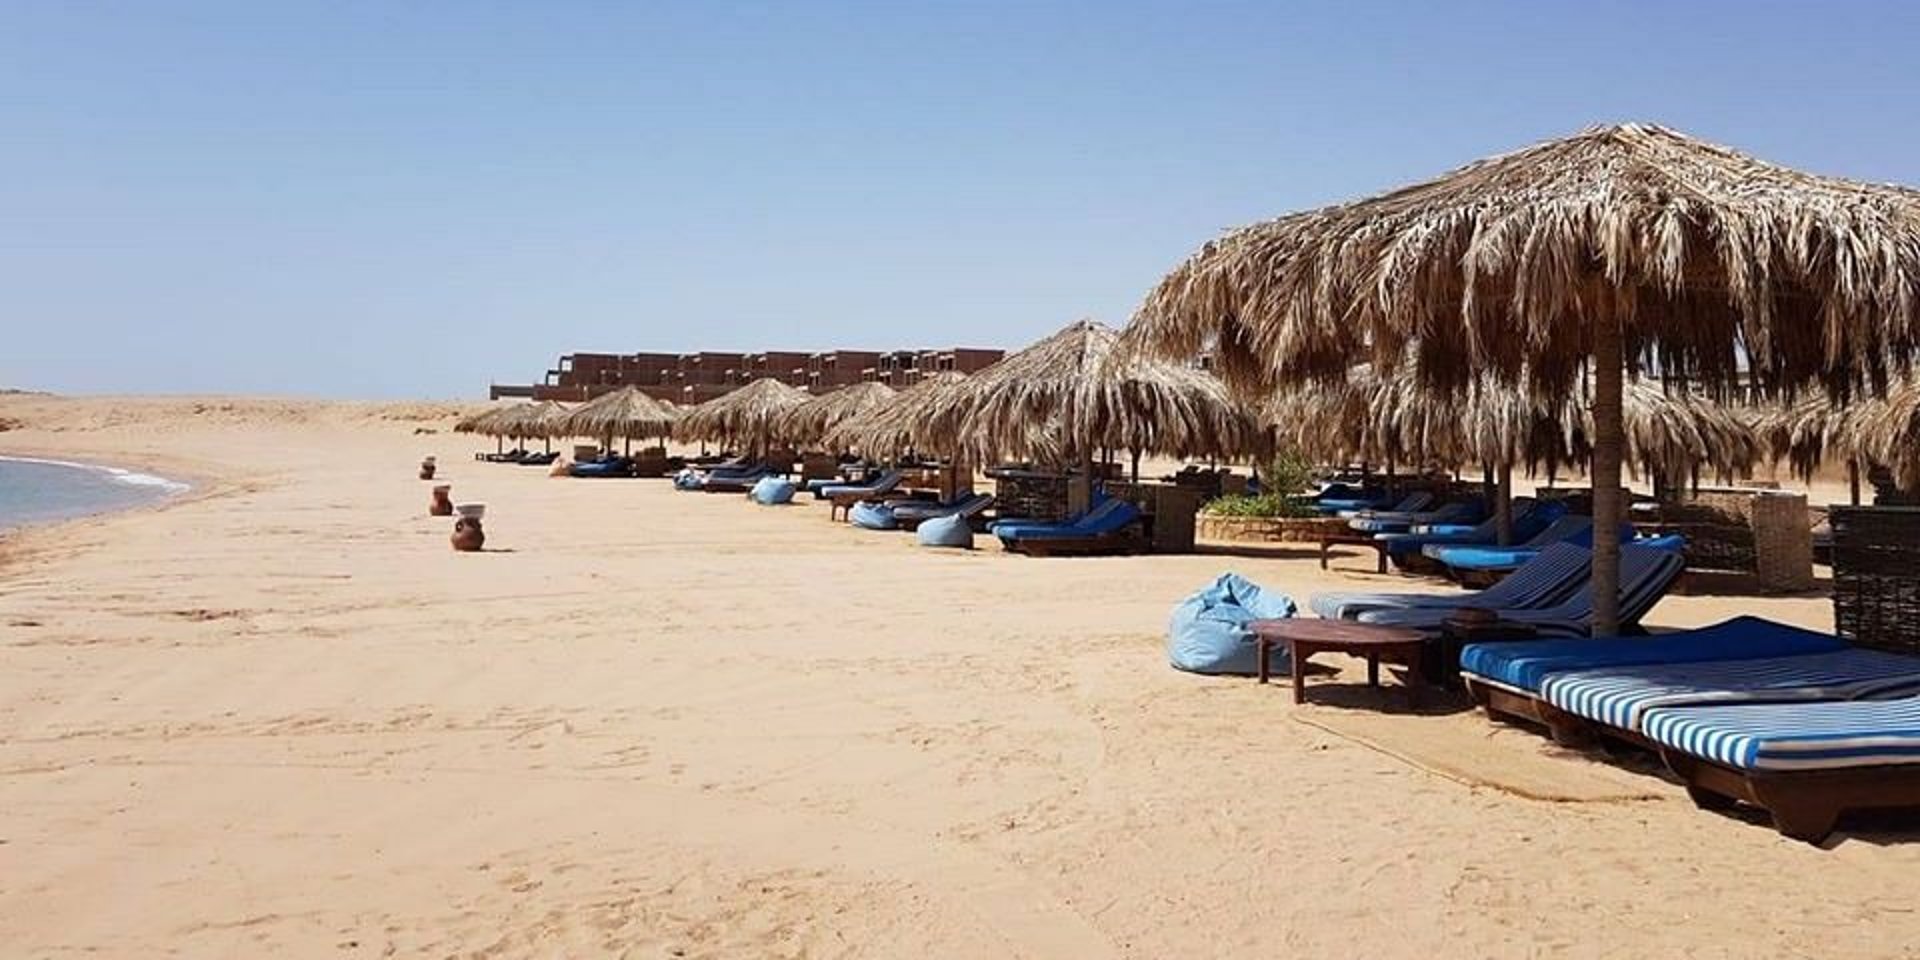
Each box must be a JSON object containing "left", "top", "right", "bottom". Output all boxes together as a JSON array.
[{"left": 0, "top": 455, "right": 191, "bottom": 494}]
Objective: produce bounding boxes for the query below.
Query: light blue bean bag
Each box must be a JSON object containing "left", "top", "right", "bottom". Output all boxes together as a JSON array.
[
  {"left": 848, "top": 500, "right": 898, "bottom": 529},
  {"left": 916, "top": 513, "right": 974, "bottom": 548},
  {"left": 750, "top": 475, "right": 797, "bottom": 505},
  {"left": 673, "top": 468, "right": 704, "bottom": 491},
  {"left": 1167, "top": 573, "right": 1298, "bottom": 675}
]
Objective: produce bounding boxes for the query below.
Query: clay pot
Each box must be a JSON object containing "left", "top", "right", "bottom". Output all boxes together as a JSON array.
[
  {"left": 419, "top": 456, "right": 437, "bottom": 481},
  {"left": 451, "top": 516, "right": 485, "bottom": 552},
  {"left": 429, "top": 485, "right": 453, "bottom": 516}
]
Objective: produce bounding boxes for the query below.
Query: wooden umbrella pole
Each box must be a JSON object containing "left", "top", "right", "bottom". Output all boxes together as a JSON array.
[
  {"left": 1130, "top": 448, "right": 1141, "bottom": 485},
  {"left": 1849, "top": 460, "right": 1862, "bottom": 506},
  {"left": 1495, "top": 462, "right": 1514, "bottom": 545},
  {"left": 1591, "top": 305, "right": 1626, "bottom": 637}
]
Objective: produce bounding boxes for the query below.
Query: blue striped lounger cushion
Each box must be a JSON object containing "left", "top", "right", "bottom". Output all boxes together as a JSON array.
[
  {"left": 1539, "top": 648, "right": 1920, "bottom": 732},
  {"left": 1458, "top": 616, "right": 1846, "bottom": 695},
  {"left": 1641, "top": 697, "right": 1920, "bottom": 771}
]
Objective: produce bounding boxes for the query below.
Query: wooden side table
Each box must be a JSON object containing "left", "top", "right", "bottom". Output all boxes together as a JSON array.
[{"left": 1248, "top": 619, "right": 1429, "bottom": 706}]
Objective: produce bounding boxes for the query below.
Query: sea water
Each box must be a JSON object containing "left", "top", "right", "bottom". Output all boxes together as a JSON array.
[{"left": 0, "top": 456, "right": 189, "bottom": 532}]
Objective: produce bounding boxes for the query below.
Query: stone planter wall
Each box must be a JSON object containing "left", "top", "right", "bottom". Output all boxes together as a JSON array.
[{"left": 1198, "top": 515, "right": 1344, "bottom": 544}]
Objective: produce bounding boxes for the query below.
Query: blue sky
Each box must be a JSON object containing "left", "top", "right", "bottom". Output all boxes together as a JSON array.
[{"left": 6, "top": 1, "right": 1919, "bottom": 398}]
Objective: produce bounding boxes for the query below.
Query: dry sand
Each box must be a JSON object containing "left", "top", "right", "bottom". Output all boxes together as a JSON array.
[{"left": 2, "top": 395, "right": 1915, "bottom": 959}]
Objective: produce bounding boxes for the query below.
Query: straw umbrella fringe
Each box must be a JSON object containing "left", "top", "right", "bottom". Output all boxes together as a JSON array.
[
  {"left": 673, "top": 378, "right": 812, "bottom": 454},
  {"left": 778, "top": 381, "right": 897, "bottom": 448},
  {"left": 1761, "top": 379, "right": 1920, "bottom": 499},
  {"left": 1129, "top": 123, "right": 1920, "bottom": 633}
]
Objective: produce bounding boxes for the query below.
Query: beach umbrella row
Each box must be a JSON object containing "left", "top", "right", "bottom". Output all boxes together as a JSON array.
[{"left": 1127, "top": 122, "right": 1920, "bottom": 633}]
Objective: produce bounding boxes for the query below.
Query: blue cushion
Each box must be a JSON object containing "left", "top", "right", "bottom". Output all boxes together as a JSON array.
[
  {"left": 750, "top": 476, "right": 797, "bottom": 505},
  {"left": 916, "top": 513, "right": 975, "bottom": 548},
  {"left": 1460, "top": 616, "right": 1846, "bottom": 694},
  {"left": 1643, "top": 696, "right": 1920, "bottom": 771},
  {"left": 1541, "top": 648, "right": 1920, "bottom": 732},
  {"left": 1166, "top": 573, "right": 1298, "bottom": 675},
  {"left": 849, "top": 500, "right": 898, "bottom": 530},
  {"left": 673, "top": 468, "right": 704, "bottom": 490}
]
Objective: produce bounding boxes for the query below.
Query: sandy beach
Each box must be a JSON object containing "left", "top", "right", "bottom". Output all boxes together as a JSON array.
[{"left": 2, "top": 395, "right": 1915, "bottom": 959}]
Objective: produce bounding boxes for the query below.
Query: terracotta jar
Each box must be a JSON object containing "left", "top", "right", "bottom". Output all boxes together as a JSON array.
[
  {"left": 451, "top": 516, "right": 485, "bottom": 552},
  {"left": 419, "top": 456, "right": 437, "bottom": 480},
  {"left": 429, "top": 485, "right": 453, "bottom": 516}
]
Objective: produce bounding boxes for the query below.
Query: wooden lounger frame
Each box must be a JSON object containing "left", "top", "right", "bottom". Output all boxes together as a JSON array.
[
  {"left": 1658, "top": 750, "right": 1920, "bottom": 843},
  {"left": 828, "top": 489, "right": 916, "bottom": 522},
  {"left": 1464, "top": 673, "right": 1920, "bottom": 843},
  {"left": 1004, "top": 529, "right": 1144, "bottom": 557}
]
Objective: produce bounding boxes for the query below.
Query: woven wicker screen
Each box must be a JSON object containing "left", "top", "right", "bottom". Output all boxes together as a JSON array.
[{"left": 1831, "top": 507, "right": 1920, "bottom": 654}]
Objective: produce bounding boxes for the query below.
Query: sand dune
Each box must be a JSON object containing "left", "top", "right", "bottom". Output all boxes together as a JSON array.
[{"left": 1, "top": 395, "right": 1913, "bottom": 959}]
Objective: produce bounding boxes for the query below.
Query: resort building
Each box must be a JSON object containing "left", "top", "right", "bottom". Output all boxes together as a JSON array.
[{"left": 490, "top": 346, "right": 1005, "bottom": 402}]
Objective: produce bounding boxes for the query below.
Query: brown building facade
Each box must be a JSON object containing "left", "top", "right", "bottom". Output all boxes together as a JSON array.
[{"left": 493, "top": 346, "right": 1004, "bottom": 402}]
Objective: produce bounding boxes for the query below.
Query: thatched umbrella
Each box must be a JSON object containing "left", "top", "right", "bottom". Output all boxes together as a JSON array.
[
  {"left": 935, "top": 319, "right": 1260, "bottom": 491},
  {"left": 674, "top": 378, "right": 811, "bottom": 455},
  {"left": 557, "top": 387, "right": 679, "bottom": 455},
  {"left": 778, "top": 381, "right": 897, "bottom": 449},
  {"left": 819, "top": 372, "right": 971, "bottom": 459},
  {"left": 1762, "top": 379, "right": 1920, "bottom": 502},
  {"left": 454, "top": 402, "right": 521, "bottom": 455},
  {"left": 1129, "top": 123, "right": 1920, "bottom": 633}
]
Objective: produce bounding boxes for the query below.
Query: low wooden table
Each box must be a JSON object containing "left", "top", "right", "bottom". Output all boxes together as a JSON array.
[
  {"left": 1249, "top": 619, "right": 1428, "bottom": 706},
  {"left": 1318, "top": 531, "right": 1390, "bottom": 573}
]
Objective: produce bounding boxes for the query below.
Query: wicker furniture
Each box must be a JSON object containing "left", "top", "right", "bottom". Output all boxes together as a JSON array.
[{"left": 1831, "top": 507, "right": 1920, "bottom": 655}]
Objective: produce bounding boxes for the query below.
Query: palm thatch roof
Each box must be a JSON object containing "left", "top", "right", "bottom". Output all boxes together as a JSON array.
[
  {"left": 1128, "top": 123, "right": 1920, "bottom": 401},
  {"left": 932, "top": 318, "right": 1260, "bottom": 463},
  {"left": 556, "top": 387, "right": 679, "bottom": 442},
  {"left": 777, "top": 381, "right": 897, "bottom": 448},
  {"left": 673, "top": 378, "right": 811, "bottom": 452},
  {"left": 1273, "top": 364, "right": 1762, "bottom": 481},
  {"left": 455, "top": 400, "right": 570, "bottom": 440},
  {"left": 819, "top": 372, "right": 972, "bottom": 458},
  {"left": 1760, "top": 378, "right": 1920, "bottom": 486}
]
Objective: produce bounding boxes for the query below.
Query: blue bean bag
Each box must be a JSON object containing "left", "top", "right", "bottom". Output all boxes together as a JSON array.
[
  {"left": 1166, "top": 573, "right": 1298, "bottom": 675},
  {"left": 848, "top": 500, "right": 898, "bottom": 530},
  {"left": 673, "top": 468, "right": 704, "bottom": 491},
  {"left": 750, "top": 475, "right": 797, "bottom": 505},
  {"left": 916, "top": 513, "right": 974, "bottom": 548}
]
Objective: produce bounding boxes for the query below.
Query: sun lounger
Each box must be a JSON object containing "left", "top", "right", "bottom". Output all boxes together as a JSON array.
[
  {"left": 1309, "top": 542, "right": 1593, "bottom": 620},
  {"left": 994, "top": 497, "right": 1144, "bottom": 556},
  {"left": 1542, "top": 648, "right": 1920, "bottom": 734},
  {"left": 1359, "top": 542, "right": 1685, "bottom": 637},
  {"left": 1375, "top": 499, "right": 1558, "bottom": 568},
  {"left": 569, "top": 456, "right": 635, "bottom": 478},
  {"left": 1458, "top": 616, "right": 1847, "bottom": 733},
  {"left": 1643, "top": 696, "right": 1920, "bottom": 841},
  {"left": 1314, "top": 489, "right": 1427, "bottom": 516},
  {"left": 890, "top": 492, "right": 995, "bottom": 531},
  {"left": 1345, "top": 500, "right": 1480, "bottom": 534},
  {"left": 823, "top": 470, "right": 907, "bottom": 520},
  {"left": 1423, "top": 515, "right": 1594, "bottom": 564},
  {"left": 701, "top": 463, "right": 774, "bottom": 493}
]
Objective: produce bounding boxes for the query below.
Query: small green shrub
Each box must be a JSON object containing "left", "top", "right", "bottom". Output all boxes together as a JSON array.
[{"left": 1204, "top": 492, "right": 1318, "bottom": 519}]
